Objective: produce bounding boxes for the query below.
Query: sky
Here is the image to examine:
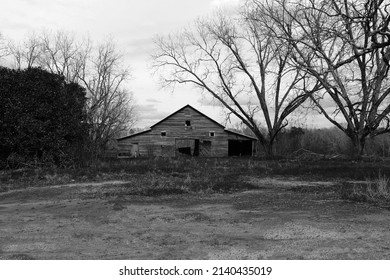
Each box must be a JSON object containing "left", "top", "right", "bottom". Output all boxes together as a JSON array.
[{"left": 0, "top": 0, "right": 330, "bottom": 131}]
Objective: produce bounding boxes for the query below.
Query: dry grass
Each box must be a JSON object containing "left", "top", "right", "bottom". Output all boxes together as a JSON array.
[
  {"left": 341, "top": 173, "right": 390, "bottom": 203},
  {"left": 2, "top": 157, "right": 390, "bottom": 202},
  {"left": 363, "top": 174, "right": 390, "bottom": 200}
]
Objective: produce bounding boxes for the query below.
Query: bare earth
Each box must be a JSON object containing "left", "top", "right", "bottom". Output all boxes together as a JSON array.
[{"left": 1, "top": 176, "right": 390, "bottom": 259}]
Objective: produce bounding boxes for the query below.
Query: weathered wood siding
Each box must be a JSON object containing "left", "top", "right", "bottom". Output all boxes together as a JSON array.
[
  {"left": 117, "top": 132, "right": 155, "bottom": 157},
  {"left": 118, "top": 106, "right": 253, "bottom": 157}
]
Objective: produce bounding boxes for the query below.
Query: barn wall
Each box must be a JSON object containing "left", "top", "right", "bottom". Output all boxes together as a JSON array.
[
  {"left": 152, "top": 106, "right": 228, "bottom": 156},
  {"left": 118, "top": 106, "right": 254, "bottom": 157},
  {"left": 117, "top": 132, "right": 156, "bottom": 157}
]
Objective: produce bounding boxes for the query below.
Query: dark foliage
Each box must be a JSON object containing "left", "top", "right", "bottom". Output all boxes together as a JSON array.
[{"left": 0, "top": 67, "right": 88, "bottom": 167}]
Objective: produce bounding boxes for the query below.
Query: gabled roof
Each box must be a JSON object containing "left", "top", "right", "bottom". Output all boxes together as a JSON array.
[
  {"left": 117, "top": 104, "right": 258, "bottom": 141},
  {"left": 150, "top": 104, "right": 225, "bottom": 129},
  {"left": 117, "top": 129, "right": 151, "bottom": 141},
  {"left": 224, "top": 129, "right": 258, "bottom": 140}
]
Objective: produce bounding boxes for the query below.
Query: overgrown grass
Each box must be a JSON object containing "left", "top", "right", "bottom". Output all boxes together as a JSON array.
[
  {"left": 341, "top": 173, "right": 390, "bottom": 203},
  {"left": 0, "top": 158, "right": 259, "bottom": 187},
  {"left": 2, "top": 157, "right": 390, "bottom": 198}
]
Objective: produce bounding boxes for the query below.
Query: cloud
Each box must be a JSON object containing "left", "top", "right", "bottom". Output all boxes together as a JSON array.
[
  {"left": 197, "top": 93, "right": 260, "bottom": 108},
  {"left": 145, "top": 98, "right": 162, "bottom": 104},
  {"left": 197, "top": 97, "right": 225, "bottom": 109},
  {"left": 210, "top": 0, "right": 242, "bottom": 8},
  {"left": 210, "top": 0, "right": 243, "bottom": 11},
  {"left": 124, "top": 37, "right": 156, "bottom": 59},
  {"left": 209, "top": 0, "right": 242, "bottom": 15},
  {"left": 135, "top": 104, "right": 170, "bottom": 126}
]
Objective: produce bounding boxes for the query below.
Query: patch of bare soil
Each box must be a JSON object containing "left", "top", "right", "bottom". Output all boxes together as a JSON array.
[{"left": 1, "top": 176, "right": 390, "bottom": 259}]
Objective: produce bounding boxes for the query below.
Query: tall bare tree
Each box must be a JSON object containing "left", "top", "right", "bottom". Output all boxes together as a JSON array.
[
  {"left": 153, "top": 13, "right": 317, "bottom": 157},
  {"left": 255, "top": 0, "right": 390, "bottom": 158},
  {"left": 78, "top": 40, "right": 136, "bottom": 156},
  {"left": 37, "top": 31, "right": 87, "bottom": 83}
]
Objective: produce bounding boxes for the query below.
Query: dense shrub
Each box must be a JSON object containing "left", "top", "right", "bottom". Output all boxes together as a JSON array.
[{"left": 0, "top": 67, "right": 88, "bottom": 167}]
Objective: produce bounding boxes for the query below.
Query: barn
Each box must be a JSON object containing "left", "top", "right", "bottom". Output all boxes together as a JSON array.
[{"left": 117, "top": 104, "right": 257, "bottom": 157}]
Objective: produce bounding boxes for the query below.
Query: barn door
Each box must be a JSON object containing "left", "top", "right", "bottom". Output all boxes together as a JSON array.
[
  {"left": 131, "top": 143, "right": 139, "bottom": 157},
  {"left": 175, "top": 139, "right": 197, "bottom": 156},
  {"left": 199, "top": 140, "right": 212, "bottom": 156}
]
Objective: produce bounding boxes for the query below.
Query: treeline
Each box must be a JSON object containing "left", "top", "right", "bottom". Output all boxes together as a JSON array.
[{"left": 270, "top": 127, "right": 390, "bottom": 159}]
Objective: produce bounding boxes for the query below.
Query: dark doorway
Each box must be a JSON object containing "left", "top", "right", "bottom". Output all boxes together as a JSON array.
[
  {"left": 194, "top": 139, "right": 200, "bottom": 156},
  {"left": 175, "top": 139, "right": 200, "bottom": 156},
  {"left": 178, "top": 147, "right": 192, "bottom": 155},
  {"left": 228, "top": 140, "right": 252, "bottom": 156}
]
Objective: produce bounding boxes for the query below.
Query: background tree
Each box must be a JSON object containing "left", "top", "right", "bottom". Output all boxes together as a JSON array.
[
  {"left": 0, "top": 67, "right": 88, "bottom": 167},
  {"left": 5, "top": 31, "right": 136, "bottom": 157},
  {"left": 8, "top": 33, "right": 42, "bottom": 69},
  {"left": 255, "top": 0, "right": 390, "bottom": 158},
  {"left": 78, "top": 40, "right": 136, "bottom": 157},
  {"left": 0, "top": 33, "right": 8, "bottom": 61},
  {"left": 153, "top": 13, "right": 318, "bottom": 157},
  {"left": 37, "top": 31, "right": 87, "bottom": 83}
]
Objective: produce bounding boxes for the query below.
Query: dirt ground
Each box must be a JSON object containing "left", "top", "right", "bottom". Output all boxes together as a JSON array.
[{"left": 1, "top": 176, "right": 390, "bottom": 259}]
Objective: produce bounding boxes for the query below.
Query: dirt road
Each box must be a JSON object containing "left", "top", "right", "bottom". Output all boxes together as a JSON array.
[{"left": 1, "top": 176, "right": 390, "bottom": 259}]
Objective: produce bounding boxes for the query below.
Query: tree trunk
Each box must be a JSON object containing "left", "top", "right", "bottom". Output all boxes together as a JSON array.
[
  {"left": 350, "top": 135, "right": 366, "bottom": 160},
  {"left": 260, "top": 140, "right": 275, "bottom": 159},
  {"left": 253, "top": 129, "right": 276, "bottom": 159}
]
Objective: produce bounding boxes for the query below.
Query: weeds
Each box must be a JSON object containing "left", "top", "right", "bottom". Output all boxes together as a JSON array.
[
  {"left": 341, "top": 173, "right": 390, "bottom": 203},
  {"left": 372, "top": 173, "right": 390, "bottom": 198},
  {"left": 2, "top": 158, "right": 390, "bottom": 199},
  {"left": 7, "top": 254, "right": 35, "bottom": 260}
]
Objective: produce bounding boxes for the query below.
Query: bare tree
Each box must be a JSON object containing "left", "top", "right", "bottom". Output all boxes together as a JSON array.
[
  {"left": 256, "top": 0, "right": 390, "bottom": 158},
  {"left": 8, "top": 33, "right": 42, "bottom": 69},
  {"left": 37, "top": 31, "right": 88, "bottom": 83},
  {"left": 153, "top": 13, "right": 317, "bottom": 157},
  {"left": 0, "top": 33, "right": 9, "bottom": 61},
  {"left": 7, "top": 31, "right": 86, "bottom": 80},
  {"left": 78, "top": 40, "right": 136, "bottom": 156}
]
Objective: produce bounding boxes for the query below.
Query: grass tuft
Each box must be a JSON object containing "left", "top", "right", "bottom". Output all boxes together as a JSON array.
[{"left": 341, "top": 173, "right": 390, "bottom": 203}]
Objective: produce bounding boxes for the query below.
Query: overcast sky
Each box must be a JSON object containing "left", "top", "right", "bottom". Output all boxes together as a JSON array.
[{"left": 0, "top": 0, "right": 329, "bottom": 130}]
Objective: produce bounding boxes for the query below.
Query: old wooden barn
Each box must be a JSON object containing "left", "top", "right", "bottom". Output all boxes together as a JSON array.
[{"left": 117, "top": 105, "right": 257, "bottom": 157}]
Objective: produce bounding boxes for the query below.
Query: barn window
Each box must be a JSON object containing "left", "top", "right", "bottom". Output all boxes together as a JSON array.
[
  {"left": 209, "top": 131, "right": 215, "bottom": 137},
  {"left": 161, "top": 131, "right": 167, "bottom": 137},
  {"left": 185, "top": 120, "right": 191, "bottom": 126}
]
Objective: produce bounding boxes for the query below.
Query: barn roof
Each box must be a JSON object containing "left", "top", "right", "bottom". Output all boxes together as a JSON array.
[
  {"left": 117, "top": 129, "right": 151, "bottom": 141},
  {"left": 150, "top": 104, "right": 225, "bottom": 129},
  {"left": 117, "top": 104, "right": 257, "bottom": 141},
  {"left": 225, "top": 129, "right": 258, "bottom": 140}
]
